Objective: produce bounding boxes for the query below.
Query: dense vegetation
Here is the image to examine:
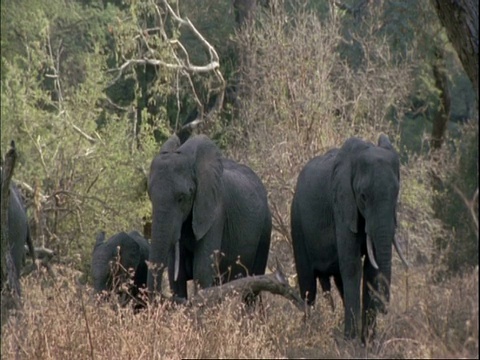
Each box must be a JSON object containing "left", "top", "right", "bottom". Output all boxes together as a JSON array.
[{"left": 1, "top": 0, "right": 478, "bottom": 358}]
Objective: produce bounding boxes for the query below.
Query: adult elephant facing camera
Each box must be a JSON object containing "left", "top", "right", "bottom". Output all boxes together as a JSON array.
[
  {"left": 291, "top": 135, "right": 408, "bottom": 343},
  {"left": 147, "top": 134, "right": 272, "bottom": 300}
]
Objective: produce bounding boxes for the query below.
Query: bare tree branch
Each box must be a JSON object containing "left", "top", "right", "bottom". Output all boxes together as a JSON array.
[
  {"left": 68, "top": 121, "right": 98, "bottom": 144},
  {"left": 452, "top": 185, "right": 479, "bottom": 239},
  {"left": 109, "top": 57, "right": 220, "bottom": 87},
  {"left": 107, "top": 0, "right": 226, "bottom": 127},
  {"left": 188, "top": 271, "right": 305, "bottom": 312}
]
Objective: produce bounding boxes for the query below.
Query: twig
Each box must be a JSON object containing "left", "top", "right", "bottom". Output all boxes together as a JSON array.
[
  {"left": 452, "top": 185, "right": 479, "bottom": 239},
  {"left": 78, "top": 285, "right": 95, "bottom": 360},
  {"left": 107, "top": 0, "right": 225, "bottom": 129}
]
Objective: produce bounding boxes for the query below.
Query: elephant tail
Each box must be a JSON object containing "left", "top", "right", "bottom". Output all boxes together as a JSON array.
[{"left": 26, "top": 226, "right": 36, "bottom": 263}]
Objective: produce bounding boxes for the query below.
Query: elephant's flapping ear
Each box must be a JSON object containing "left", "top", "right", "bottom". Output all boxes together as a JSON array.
[
  {"left": 94, "top": 231, "right": 106, "bottom": 250},
  {"left": 183, "top": 135, "right": 223, "bottom": 241},
  {"left": 377, "top": 133, "right": 400, "bottom": 180},
  {"left": 377, "top": 134, "right": 394, "bottom": 151},
  {"left": 332, "top": 138, "right": 369, "bottom": 233},
  {"left": 119, "top": 236, "right": 141, "bottom": 269},
  {"left": 160, "top": 134, "right": 181, "bottom": 154},
  {"left": 378, "top": 134, "right": 401, "bottom": 222}
]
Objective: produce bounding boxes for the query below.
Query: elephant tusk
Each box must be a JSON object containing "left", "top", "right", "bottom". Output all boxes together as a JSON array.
[
  {"left": 174, "top": 240, "right": 180, "bottom": 282},
  {"left": 366, "top": 235, "right": 379, "bottom": 270},
  {"left": 393, "top": 236, "right": 409, "bottom": 268}
]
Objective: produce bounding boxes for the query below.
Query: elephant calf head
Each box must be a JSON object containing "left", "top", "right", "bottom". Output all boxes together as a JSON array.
[{"left": 91, "top": 230, "right": 150, "bottom": 305}]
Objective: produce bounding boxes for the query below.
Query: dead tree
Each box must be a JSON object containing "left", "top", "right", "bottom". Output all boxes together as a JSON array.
[
  {"left": 430, "top": 0, "right": 479, "bottom": 103},
  {"left": 1, "top": 141, "right": 22, "bottom": 302}
]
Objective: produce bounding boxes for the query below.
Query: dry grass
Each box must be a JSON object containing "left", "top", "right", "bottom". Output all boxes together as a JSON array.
[
  {"left": 2, "top": 3, "right": 477, "bottom": 359},
  {"left": 1, "top": 259, "right": 477, "bottom": 359}
]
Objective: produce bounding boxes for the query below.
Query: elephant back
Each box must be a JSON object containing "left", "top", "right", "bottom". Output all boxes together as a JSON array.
[{"left": 127, "top": 230, "right": 150, "bottom": 262}]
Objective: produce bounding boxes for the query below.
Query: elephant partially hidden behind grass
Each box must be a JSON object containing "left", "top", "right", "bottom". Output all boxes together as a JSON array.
[
  {"left": 91, "top": 230, "right": 150, "bottom": 306},
  {"left": 291, "top": 135, "right": 409, "bottom": 344},
  {"left": 1, "top": 175, "right": 36, "bottom": 292}
]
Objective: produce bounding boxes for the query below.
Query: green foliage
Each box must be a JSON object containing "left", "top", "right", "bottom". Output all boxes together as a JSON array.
[
  {"left": 434, "top": 122, "right": 479, "bottom": 274},
  {"left": 0, "top": 0, "right": 167, "bottom": 275}
]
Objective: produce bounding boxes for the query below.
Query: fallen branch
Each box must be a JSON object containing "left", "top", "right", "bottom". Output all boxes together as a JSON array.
[
  {"left": 189, "top": 270, "right": 306, "bottom": 312},
  {"left": 21, "top": 246, "right": 56, "bottom": 279}
]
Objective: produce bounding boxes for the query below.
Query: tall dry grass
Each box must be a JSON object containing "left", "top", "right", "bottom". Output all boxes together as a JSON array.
[{"left": 1, "top": 260, "right": 477, "bottom": 359}]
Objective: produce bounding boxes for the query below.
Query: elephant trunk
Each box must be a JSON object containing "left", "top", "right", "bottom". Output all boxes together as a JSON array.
[
  {"left": 368, "top": 223, "right": 394, "bottom": 312},
  {"left": 147, "top": 212, "right": 179, "bottom": 295},
  {"left": 91, "top": 249, "right": 112, "bottom": 293}
]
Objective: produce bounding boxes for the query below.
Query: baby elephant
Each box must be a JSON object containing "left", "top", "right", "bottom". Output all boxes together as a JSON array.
[{"left": 91, "top": 230, "right": 150, "bottom": 305}]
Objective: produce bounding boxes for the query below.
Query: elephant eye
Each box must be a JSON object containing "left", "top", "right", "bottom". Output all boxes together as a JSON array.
[
  {"left": 177, "top": 194, "right": 185, "bottom": 203},
  {"left": 360, "top": 193, "right": 367, "bottom": 202}
]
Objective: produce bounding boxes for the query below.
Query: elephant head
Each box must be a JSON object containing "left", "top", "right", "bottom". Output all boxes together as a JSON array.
[
  {"left": 91, "top": 230, "right": 150, "bottom": 302},
  {"left": 333, "top": 135, "right": 407, "bottom": 318},
  {"left": 147, "top": 134, "right": 223, "bottom": 295}
]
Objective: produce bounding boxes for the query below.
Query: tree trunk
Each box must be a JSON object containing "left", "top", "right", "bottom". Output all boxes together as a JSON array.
[
  {"left": 430, "top": 0, "right": 479, "bottom": 102},
  {"left": 431, "top": 46, "right": 451, "bottom": 150},
  {"left": 1, "top": 141, "right": 22, "bottom": 302}
]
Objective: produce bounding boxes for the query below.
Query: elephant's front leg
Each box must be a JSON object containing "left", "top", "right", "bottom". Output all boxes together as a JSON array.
[
  {"left": 337, "top": 230, "right": 363, "bottom": 339},
  {"left": 192, "top": 225, "right": 223, "bottom": 289}
]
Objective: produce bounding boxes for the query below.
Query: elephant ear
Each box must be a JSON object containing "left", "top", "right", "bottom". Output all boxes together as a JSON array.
[
  {"left": 332, "top": 138, "right": 369, "bottom": 233},
  {"left": 94, "top": 231, "right": 106, "bottom": 251},
  {"left": 160, "top": 125, "right": 196, "bottom": 154},
  {"left": 378, "top": 133, "right": 400, "bottom": 225},
  {"left": 377, "top": 133, "right": 401, "bottom": 179},
  {"left": 181, "top": 135, "right": 223, "bottom": 241},
  {"left": 160, "top": 134, "right": 181, "bottom": 154},
  {"left": 377, "top": 134, "right": 394, "bottom": 151},
  {"left": 119, "top": 235, "right": 141, "bottom": 270}
]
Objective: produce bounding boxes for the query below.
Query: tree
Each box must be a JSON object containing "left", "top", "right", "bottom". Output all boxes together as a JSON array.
[{"left": 430, "top": 0, "right": 479, "bottom": 102}]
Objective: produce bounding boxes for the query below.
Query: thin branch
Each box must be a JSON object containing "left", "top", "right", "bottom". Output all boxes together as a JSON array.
[
  {"left": 452, "top": 185, "right": 479, "bottom": 238},
  {"left": 68, "top": 121, "right": 98, "bottom": 144},
  {"left": 108, "top": 58, "right": 220, "bottom": 86}
]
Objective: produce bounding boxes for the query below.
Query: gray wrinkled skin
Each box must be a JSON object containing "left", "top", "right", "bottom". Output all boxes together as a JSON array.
[
  {"left": 291, "top": 135, "right": 400, "bottom": 343},
  {"left": 147, "top": 134, "right": 272, "bottom": 300},
  {"left": 91, "top": 230, "right": 150, "bottom": 301}
]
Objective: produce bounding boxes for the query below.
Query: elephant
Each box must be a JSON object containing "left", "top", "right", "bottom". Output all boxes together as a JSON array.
[
  {"left": 91, "top": 230, "right": 150, "bottom": 305},
  {"left": 1, "top": 176, "right": 36, "bottom": 290},
  {"left": 291, "top": 135, "right": 408, "bottom": 343},
  {"left": 147, "top": 133, "right": 272, "bottom": 300}
]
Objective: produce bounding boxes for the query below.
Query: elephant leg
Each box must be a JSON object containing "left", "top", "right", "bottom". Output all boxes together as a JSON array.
[
  {"left": 297, "top": 270, "right": 316, "bottom": 305},
  {"left": 192, "top": 228, "right": 222, "bottom": 289},
  {"left": 337, "top": 231, "right": 362, "bottom": 339},
  {"left": 333, "top": 274, "right": 344, "bottom": 305},
  {"left": 250, "top": 218, "right": 271, "bottom": 277},
  {"left": 292, "top": 222, "right": 317, "bottom": 305}
]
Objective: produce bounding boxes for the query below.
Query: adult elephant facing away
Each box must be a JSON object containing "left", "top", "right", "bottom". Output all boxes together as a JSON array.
[
  {"left": 147, "top": 134, "right": 272, "bottom": 300},
  {"left": 291, "top": 135, "right": 408, "bottom": 343},
  {"left": 91, "top": 230, "right": 150, "bottom": 304}
]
